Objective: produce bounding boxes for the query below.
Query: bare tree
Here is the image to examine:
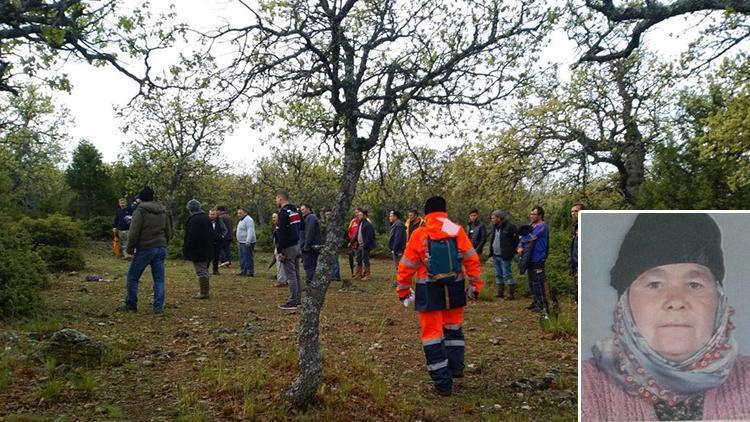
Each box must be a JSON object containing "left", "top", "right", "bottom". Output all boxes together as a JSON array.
[
  {"left": 194, "top": 0, "right": 554, "bottom": 406},
  {"left": 572, "top": 0, "right": 750, "bottom": 67}
]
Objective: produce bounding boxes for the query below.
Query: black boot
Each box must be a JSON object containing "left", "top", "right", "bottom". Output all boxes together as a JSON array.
[
  {"left": 193, "top": 276, "right": 209, "bottom": 299},
  {"left": 494, "top": 283, "right": 504, "bottom": 298},
  {"left": 508, "top": 284, "right": 516, "bottom": 300}
]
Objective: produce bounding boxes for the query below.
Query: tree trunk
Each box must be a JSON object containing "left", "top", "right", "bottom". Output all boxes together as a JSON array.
[{"left": 284, "top": 144, "right": 365, "bottom": 407}]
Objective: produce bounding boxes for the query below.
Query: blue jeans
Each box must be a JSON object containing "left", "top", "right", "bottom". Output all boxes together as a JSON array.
[
  {"left": 238, "top": 242, "right": 255, "bottom": 275},
  {"left": 331, "top": 256, "right": 341, "bottom": 280},
  {"left": 125, "top": 246, "right": 166, "bottom": 312},
  {"left": 492, "top": 256, "right": 515, "bottom": 285}
]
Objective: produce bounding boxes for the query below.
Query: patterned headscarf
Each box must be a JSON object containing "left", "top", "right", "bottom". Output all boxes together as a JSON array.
[{"left": 592, "top": 284, "right": 737, "bottom": 405}]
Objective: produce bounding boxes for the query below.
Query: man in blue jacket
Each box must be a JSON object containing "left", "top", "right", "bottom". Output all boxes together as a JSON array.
[
  {"left": 388, "top": 210, "right": 406, "bottom": 269},
  {"left": 299, "top": 204, "right": 322, "bottom": 286},
  {"left": 526, "top": 206, "right": 549, "bottom": 312}
]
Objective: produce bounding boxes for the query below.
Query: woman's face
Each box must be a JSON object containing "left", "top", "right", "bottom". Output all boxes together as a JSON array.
[{"left": 628, "top": 263, "right": 718, "bottom": 362}]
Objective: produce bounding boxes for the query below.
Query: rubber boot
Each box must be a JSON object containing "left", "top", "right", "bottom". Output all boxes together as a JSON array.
[
  {"left": 353, "top": 265, "right": 362, "bottom": 280},
  {"left": 193, "top": 276, "right": 209, "bottom": 299},
  {"left": 361, "top": 265, "right": 371, "bottom": 281},
  {"left": 508, "top": 284, "right": 516, "bottom": 300},
  {"left": 494, "top": 283, "right": 504, "bottom": 299}
]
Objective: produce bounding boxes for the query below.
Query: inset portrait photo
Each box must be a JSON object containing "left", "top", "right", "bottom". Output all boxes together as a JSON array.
[{"left": 579, "top": 212, "right": 750, "bottom": 421}]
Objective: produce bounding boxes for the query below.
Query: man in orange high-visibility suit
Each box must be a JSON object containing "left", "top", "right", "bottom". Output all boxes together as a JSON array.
[{"left": 396, "top": 196, "right": 483, "bottom": 396}]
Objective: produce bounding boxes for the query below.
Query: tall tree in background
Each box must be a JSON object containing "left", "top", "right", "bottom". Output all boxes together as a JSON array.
[
  {"left": 0, "top": 85, "right": 71, "bottom": 214},
  {"left": 507, "top": 52, "right": 672, "bottom": 204},
  {"left": 198, "top": 0, "right": 555, "bottom": 406},
  {"left": 119, "top": 89, "right": 236, "bottom": 228},
  {"left": 65, "top": 140, "right": 114, "bottom": 219}
]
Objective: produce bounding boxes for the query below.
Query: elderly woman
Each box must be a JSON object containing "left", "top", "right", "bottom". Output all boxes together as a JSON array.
[{"left": 581, "top": 213, "right": 750, "bottom": 421}]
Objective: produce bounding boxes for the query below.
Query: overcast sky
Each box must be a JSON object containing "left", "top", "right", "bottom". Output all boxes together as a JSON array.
[{"left": 50, "top": 1, "right": 703, "bottom": 170}]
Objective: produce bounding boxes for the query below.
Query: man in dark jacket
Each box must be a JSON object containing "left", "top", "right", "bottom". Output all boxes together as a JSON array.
[
  {"left": 275, "top": 190, "right": 302, "bottom": 310},
  {"left": 208, "top": 209, "right": 228, "bottom": 276},
  {"left": 355, "top": 207, "right": 376, "bottom": 281},
  {"left": 113, "top": 198, "right": 135, "bottom": 259},
  {"left": 183, "top": 199, "right": 214, "bottom": 299},
  {"left": 466, "top": 209, "right": 487, "bottom": 259},
  {"left": 488, "top": 209, "right": 519, "bottom": 300},
  {"left": 299, "top": 204, "right": 322, "bottom": 286},
  {"left": 388, "top": 210, "right": 406, "bottom": 269},
  {"left": 119, "top": 186, "right": 172, "bottom": 314},
  {"left": 216, "top": 205, "right": 233, "bottom": 268}
]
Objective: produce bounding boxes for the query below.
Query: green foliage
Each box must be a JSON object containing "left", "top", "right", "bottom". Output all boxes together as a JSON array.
[
  {"left": 0, "top": 86, "right": 73, "bottom": 216},
  {"left": 637, "top": 57, "right": 750, "bottom": 209},
  {"left": 0, "top": 216, "right": 48, "bottom": 318},
  {"left": 167, "top": 230, "right": 184, "bottom": 260},
  {"left": 66, "top": 140, "right": 116, "bottom": 219},
  {"left": 72, "top": 371, "right": 99, "bottom": 396},
  {"left": 85, "top": 215, "right": 116, "bottom": 240},
  {"left": 36, "top": 377, "right": 64, "bottom": 403},
  {"left": 20, "top": 314, "right": 64, "bottom": 335},
  {"left": 22, "top": 214, "right": 86, "bottom": 272}
]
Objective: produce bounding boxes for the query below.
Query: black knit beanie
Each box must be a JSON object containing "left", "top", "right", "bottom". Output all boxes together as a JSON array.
[
  {"left": 610, "top": 213, "right": 724, "bottom": 296},
  {"left": 139, "top": 186, "right": 154, "bottom": 202},
  {"left": 424, "top": 196, "right": 446, "bottom": 215}
]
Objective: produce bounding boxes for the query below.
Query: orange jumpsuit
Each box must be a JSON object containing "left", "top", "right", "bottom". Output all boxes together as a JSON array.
[{"left": 396, "top": 211, "right": 483, "bottom": 393}]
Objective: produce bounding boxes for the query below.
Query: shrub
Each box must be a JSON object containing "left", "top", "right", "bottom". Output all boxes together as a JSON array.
[
  {"left": 0, "top": 216, "right": 48, "bottom": 318},
  {"left": 85, "top": 215, "right": 114, "bottom": 240},
  {"left": 166, "top": 229, "right": 184, "bottom": 259},
  {"left": 21, "top": 214, "right": 86, "bottom": 272}
]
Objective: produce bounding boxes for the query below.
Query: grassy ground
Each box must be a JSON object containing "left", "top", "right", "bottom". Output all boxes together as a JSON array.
[{"left": 0, "top": 243, "right": 577, "bottom": 421}]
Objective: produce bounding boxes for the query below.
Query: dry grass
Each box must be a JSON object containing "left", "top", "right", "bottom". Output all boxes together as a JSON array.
[{"left": 0, "top": 242, "right": 577, "bottom": 420}]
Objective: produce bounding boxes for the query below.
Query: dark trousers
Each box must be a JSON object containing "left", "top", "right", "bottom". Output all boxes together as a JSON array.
[
  {"left": 529, "top": 261, "right": 546, "bottom": 305},
  {"left": 356, "top": 247, "right": 370, "bottom": 266},
  {"left": 302, "top": 250, "right": 320, "bottom": 285},
  {"left": 220, "top": 240, "right": 231, "bottom": 263},
  {"left": 211, "top": 242, "right": 222, "bottom": 273},
  {"left": 392, "top": 251, "right": 403, "bottom": 269}
]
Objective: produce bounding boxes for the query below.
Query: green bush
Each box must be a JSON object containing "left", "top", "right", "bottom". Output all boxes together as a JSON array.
[
  {"left": 0, "top": 216, "right": 48, "bottom": 318},
  {"left": 21, "top": 214, "right": 86, "bottom": 272},
  {"left": 167, "top": 229, "right": 184, "bottom": 259},
  {"left": 35, "top": 245, "right": 86, "bottom": 272},
  {"left": 85, "top": 215, "right": 115, "bottom": 240}
]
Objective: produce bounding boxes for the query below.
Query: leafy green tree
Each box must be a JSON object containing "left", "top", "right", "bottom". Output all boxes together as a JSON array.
[
  {"left": 505, "top": 52, "right": 672, "bottom": 204},
  {"left": 637, "top": 56, "right": 750, "bottom": 208},
  {"left": 66, "top": 140, "right": 115, "bottom": 219},
  {"left": 0, "top": 85, "right": 72, "bottom": 215},
  {"left": 119, "top": 90, "right": 236, "bottom": 229}
]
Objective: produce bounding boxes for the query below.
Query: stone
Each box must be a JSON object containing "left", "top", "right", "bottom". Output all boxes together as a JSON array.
[
  {"left": 174, "top": 329, "right": 190, "bottom": 338},
  {"left": 32, "top": 328, "right": 109, "bottom": 367},
  {"left": 493, "top": 316, "right": 511, "bottom": 324},
  {"left": 142, "top": 360, "right": 155, "bottom": 367}
]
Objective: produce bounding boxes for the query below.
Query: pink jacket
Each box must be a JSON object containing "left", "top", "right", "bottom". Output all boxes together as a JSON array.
[{"left": 581, "top": 356, "right": 750, "bottom": 421}]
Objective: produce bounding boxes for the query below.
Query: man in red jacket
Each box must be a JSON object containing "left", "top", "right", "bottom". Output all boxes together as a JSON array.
[{"left": 396, "top": 196, "right": 483, "bottom": 396}]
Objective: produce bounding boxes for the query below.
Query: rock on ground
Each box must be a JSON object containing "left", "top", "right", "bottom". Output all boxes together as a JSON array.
[{"left": 31, "top": 328, "right": 109, "bottom": 367}]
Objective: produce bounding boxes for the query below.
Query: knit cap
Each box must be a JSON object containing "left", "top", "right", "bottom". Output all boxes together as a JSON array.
[{"left": 610, "top": 213, "right": 724, "bottom": 296}]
